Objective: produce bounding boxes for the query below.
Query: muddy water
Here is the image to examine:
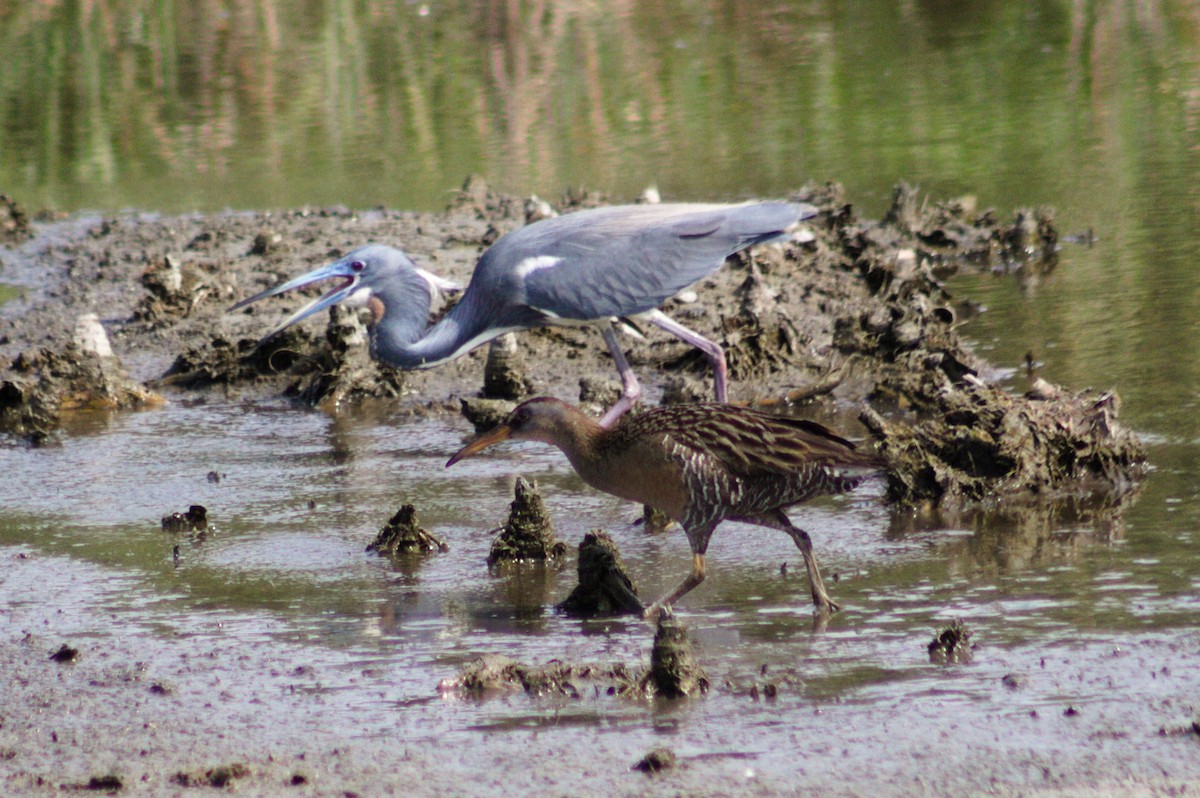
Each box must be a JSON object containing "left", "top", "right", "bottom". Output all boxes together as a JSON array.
[{"left": 3, "top": 365, "right": 1199, "bottom": 793}]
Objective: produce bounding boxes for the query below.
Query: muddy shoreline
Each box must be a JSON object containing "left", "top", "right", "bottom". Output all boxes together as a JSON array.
[
  {"left": 0, "top": 183, "right": 1171, "bottom": 796},
  {"left": 0, "top": 181, "right": 1146, "bottom": 510}
]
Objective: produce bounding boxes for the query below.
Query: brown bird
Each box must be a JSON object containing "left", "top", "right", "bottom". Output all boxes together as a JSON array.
[{"left": 446, "top": 397, "right": 883, "bottom": 617}]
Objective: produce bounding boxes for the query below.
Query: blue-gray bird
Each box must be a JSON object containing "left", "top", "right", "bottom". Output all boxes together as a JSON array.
[{"left": 232, "top": 201, "right": 815, "bottom": 426}]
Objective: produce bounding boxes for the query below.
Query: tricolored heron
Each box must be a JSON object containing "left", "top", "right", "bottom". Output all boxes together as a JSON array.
[
  {"left": 232, "top": 201, "right": 815, "bottom": 426},
  {"left": 447, "top": 396, "right": 882, "bottom": 617}
]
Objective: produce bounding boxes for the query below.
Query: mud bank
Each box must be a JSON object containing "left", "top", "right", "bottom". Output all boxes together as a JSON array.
[{"left": 0, "top": 182, "right": 1146, "bottom": 511}]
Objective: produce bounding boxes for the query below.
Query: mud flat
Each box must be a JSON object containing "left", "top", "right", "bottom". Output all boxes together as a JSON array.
[
  {"left": 0, "top": 180, "right": 1146, "bottom": 512},
  {"left": 0, "top": 182, "right": 1170, "bottom": 797}
]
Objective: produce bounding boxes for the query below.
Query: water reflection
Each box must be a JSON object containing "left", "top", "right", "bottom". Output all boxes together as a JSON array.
[
  {"left": 2, "top": 1, "right": 1198, "bottom": 219},
  {"left": 887, "top": 491, "right": 1138, "bottom": 575}
]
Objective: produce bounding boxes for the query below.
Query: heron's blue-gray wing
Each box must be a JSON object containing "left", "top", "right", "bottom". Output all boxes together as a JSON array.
[{"left": 488, "top": 203, "right": 802, "bottom": 322}]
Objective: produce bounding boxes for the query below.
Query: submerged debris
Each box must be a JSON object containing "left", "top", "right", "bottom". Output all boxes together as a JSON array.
[
  {"left": 49, "top": 643, "right": 79, "bottom": 663},
  {"left": 486, "top": 477, "right": 566, "bottom": 566},
  {"left": 366, "top": 504, "right": 448, "bottom": 555},
  {"left": 556, "top": 530, "right": 643, "bottom": 616},
  {"left": 928, "top": 619, "right": 974, "bottom": 665},
  {"left": 161, "top": 504, "right": 208, "bottom": 534},
  {"left": 633, "top": 748, "right": 678, "bottom": 773},
  {"left": 171, "top": 764, "right": 250, "bottom": 789},
  {"left": 643, "top": 608, "right": 708, "bottom": 698}
]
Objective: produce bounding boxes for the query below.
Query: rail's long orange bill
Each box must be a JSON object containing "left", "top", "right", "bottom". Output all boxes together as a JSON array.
[{"left": 445, "top": 424, "right": 514, "bottom": 467}]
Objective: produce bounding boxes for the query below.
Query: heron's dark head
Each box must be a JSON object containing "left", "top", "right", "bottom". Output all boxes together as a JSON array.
[{"left": 230, "top": 244, "right": 460, "bottom": 339}]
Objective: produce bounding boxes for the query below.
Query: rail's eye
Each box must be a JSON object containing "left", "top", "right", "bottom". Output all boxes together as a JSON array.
[{"left": 350, "top": 260, "right": 366, "bottom": 273}]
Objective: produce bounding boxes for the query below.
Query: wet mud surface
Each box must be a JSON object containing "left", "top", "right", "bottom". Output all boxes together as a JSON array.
[{"left": 1, "top": 185, "right": 1189, "bottom": 797}]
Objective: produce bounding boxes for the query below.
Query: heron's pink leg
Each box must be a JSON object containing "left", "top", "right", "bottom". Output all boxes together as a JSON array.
[
  {"left": 646, "top": 309, "right": 728, "bottom": 402},
  {"left": 598, "top": 323, "right": 642, "bottom": 428}
]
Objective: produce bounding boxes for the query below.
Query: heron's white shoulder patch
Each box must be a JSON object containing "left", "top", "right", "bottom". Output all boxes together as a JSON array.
[{"left": 513, "top": 255, "right": 563, "bottom": 279}]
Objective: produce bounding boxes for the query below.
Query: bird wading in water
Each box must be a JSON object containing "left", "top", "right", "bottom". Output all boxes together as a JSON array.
[
  {"left": 231, "top": 202, "right": 815, "bottom": 426},
  {"left": 446, "top": 397, "right": 884, "bottom": 617}
]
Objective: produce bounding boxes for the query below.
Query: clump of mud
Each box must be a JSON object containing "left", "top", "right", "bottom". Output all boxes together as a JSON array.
[
  {"left": 482, "top": 333, "right": 531, "bottom": 400},
  {"left": 643, "top": 608, "right": 708, "bottom": 697},
  {"left": 287, "top": 305, "right": 408, "bottom": 409},
  {"left": 49, "top": 643, "right": 78, "bottom": 663},
  {"left": 859, "top": 359, "right": 1144, "bottom": 509},
  {"left": 633, "top": 748, "right": 678, "bottom": 773},
  {"left": 459, "top": 397, "right": 516, "bottom": 432},
  {"left": 134, "top": 253, "right": 237, "bottom": 326},
  {"left": 0, "top": 318, "right": 161, "bottom": 445},
  {"left": 928, "top": 619, "right": 974, "bottom": 665},
  {"left": 0, "top": 179, "right": 1148, "bottom": 512},
  {"left": 0, "top": 194, "right": 31, "bottom": 244},
  {"left": 1158, "top": 720, "right": 1200, "bottom": 739},
  {"left": 486, "top": 477, "right": 566, "bottom": 566},
  {"left": 161, "top": 504, "right": 208, "bottom": 534},
  {"left": 437, "top": 653, "right": 638, "bottom": 698},
  {"left": 171, "top": 764, "right": 249, "bottom": 789},
  {"left": 556, "top": 530, "right": 643, "bottom": 616},
  {"left": 365, "top": 504, "right": 448, "bottom": 555},
  {"left": 81, "top": 775, "right": 123, "bottom": 791},
  {"left": 441, "top": 609, "right": 709, "bottom": 700}
]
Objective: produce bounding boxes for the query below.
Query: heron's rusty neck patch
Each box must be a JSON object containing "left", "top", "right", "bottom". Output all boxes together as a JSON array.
[{"left": 367, "top": 295, "right": 386, "bottom": 325}]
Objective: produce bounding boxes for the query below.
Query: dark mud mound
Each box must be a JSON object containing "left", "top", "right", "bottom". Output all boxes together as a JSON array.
[
  {"left": 0, "top": 180, "right": 1147, "bottom": 507},
  {"left": 440, "top": 610, "right": 708, "bottom": 700},
  {"left": 366, "top": 504, "right": 448, "bottom": 556},
  {"left": 160, "top": 305, "right": 406, "bottom": 409},
  {"left": 437, "top": 653, "right": 638, "bottom": 698},
  {"left": 0, "top": 194, "right": 31, "bottom": 245},
  {"left": 777, "top": 182, "right": 1145, "bottom": 510},
  {"left": 161, "top": 504, "right": 208, "bottom": 534},
  {"left": 556, "top": 530, "right": 643, "bottom": 617},
  {"left": 861, "top": 379, "right": 1144, "bottom": 508},
  {"left": 486, "top": 476, "right": 566, "bottom": 565},
  {"left": 643, "top": 609, "right": 708, "bottom": 698},
  {"left": 928, "top": 619, "right": 975, "bottom": 665},
  {"left": 633, "top": 748, "right": 678, "bottom": 773},
  {"left": 0, "top": 327, "right": 161, "bottom": 445}
]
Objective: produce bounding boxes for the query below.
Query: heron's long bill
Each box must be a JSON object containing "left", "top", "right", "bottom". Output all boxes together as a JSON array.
[
  {"left": 228, "top": 262, "right": 359, "bottom": 339},
  {"left": 446, "top": 424, "right": 514, "bottom": 467}
]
